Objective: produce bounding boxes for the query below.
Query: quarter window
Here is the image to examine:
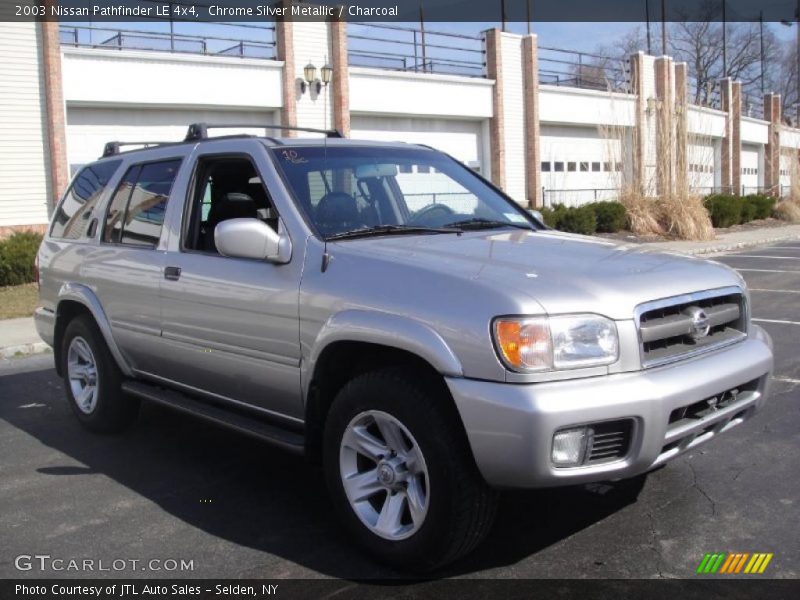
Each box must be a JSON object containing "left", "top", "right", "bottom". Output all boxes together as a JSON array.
[
  {"left": 50, "top": 160, "right": 121, "bottom": 239},
  {"left": 102, "top": 159, "right": 181, "bottom": 248}
]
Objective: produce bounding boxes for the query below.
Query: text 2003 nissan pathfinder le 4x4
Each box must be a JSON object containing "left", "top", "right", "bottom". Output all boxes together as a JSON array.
[{"left": 35, "top": 124, "right": 774, "bottom": 571}]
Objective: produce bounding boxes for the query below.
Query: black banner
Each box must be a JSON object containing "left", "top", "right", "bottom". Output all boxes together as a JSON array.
[
  {"left": 3, "top": 580, "right": 800, "bottom": 600},
  {"left": 4, "top": 0, "right": 800, "bottom": 23}
]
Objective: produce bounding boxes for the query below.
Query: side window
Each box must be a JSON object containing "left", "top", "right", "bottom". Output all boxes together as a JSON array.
[
  {"left": 104, "top": 166, "right": 139, "bottom": 243},
  {"left": 102, "top": 159, "right": 181, "bottom": 248},
  {"left": 50, "top": 160, "right": 121, "bottom": 239},
  {"left": 184, "top": 156, "right": 278, "bottom": 254}
]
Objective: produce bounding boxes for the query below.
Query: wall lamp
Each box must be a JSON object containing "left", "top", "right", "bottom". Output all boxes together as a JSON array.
[{"left": 301, "top": 62, "right": 334, "bottom": 94}]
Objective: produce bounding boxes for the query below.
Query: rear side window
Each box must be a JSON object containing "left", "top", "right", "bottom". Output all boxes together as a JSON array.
[
  {"left": 50, "top": 160, "right": 121, "bottom": 239},
  {"left": 102, "top": 159, "right": 181, "bottom": 248}
]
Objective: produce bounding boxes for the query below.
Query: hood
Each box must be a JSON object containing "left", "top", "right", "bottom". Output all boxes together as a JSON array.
[{"left": 331, "top": 229, "right": 743, "bottom": 320}]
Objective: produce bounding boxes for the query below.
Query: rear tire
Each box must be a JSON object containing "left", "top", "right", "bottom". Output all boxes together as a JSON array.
[
  {"left": 323, "top": 367, "right": 497, "bottom": 571},
  {"left": 61, "top": 315, "right": 139, "bottom": 433}
]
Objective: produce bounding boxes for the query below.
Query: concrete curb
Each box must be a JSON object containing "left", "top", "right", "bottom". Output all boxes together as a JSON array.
[
  {"left": 646, "top": 230, "right": 800, "bottom": 256},
  {"left": 0, "top": 342, "right": 51, "bottom": 360}
]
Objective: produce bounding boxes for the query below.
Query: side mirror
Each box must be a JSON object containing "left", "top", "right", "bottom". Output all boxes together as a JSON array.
[
  {"left": 527, "top": 209, "right": 545, "bottom": 225},
  {"left": 215, "top": 218, "right": 292, "bottom": 263}
]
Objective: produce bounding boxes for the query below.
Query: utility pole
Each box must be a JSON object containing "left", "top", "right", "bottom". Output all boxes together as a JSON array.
[
  {"left": 526, "top": 0, "right": 531, "bottom": 35},
  {"left": 501, "top": 0, "right": 507, "bottom": 33},
  {"left": 661, "top": 0, "right": 667, "bottom": 55},
  {"left": 796, "top": 0, "right": 800, "bottom": 120},
  {"left": 645, "top": 0, "right": 652, "bottom": 54},
  {"left": 722, "top": 0, "right": 727, "bottom": 77},
  {"left": 760, "top": 10, "right": 765, "bottom": 96}
]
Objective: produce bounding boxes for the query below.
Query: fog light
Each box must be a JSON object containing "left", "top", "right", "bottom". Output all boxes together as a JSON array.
[{"left": 552, "top": 428, "right": 588, "bottom": 466}]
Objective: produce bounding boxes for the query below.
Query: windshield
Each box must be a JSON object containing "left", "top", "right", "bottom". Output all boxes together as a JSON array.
[{"left": 269, "top": 146, "right": 537, "bottom": 239}]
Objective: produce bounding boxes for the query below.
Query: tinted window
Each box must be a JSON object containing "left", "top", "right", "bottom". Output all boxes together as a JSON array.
[
  {"left": 102, "top": 160, "right": 181, "bottom": 248},
  {"left": 50, "top": 160, "right": 121, "bottom": 239},
  {"left": 104, "top": 166, "right": 139, "bottom": 243}
]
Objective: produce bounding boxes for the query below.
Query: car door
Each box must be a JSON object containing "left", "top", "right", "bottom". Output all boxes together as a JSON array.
[
  {"left": 83, "top": 155, "right": 185, "bottom": 374},
  {"left": 156, "top": 142, "right": 304, "bottom": 422}
]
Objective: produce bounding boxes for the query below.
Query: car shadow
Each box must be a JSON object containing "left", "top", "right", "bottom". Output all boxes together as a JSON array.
[{"left": 0, "top": 363, "right": 643, "bottom": 579}]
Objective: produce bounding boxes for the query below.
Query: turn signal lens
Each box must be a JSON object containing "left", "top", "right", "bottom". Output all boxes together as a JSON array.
[
  {"left": 493, "top": 314, "right": 619, "bottom": 372},
  {"left": 494, "top": 317, "right": 552, "bottom": 371}
]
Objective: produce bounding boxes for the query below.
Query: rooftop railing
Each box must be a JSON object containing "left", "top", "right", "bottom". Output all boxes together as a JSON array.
[
  {"left": 58, "top": 0, "right": 275, "bottom": 60},
  {"left": 347, "top": 22, "right": 486, "bottom": 77},
  {"left": 538, "top": 46, "right": 630, "bottom": 93}
]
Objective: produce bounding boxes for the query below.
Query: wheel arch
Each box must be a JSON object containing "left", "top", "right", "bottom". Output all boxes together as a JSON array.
[
  {"left": 53, "top": 283, "right": 133, "bottom": 378},
  {"left": 303, "top": 310, "right": 465, "bottom": 461}
]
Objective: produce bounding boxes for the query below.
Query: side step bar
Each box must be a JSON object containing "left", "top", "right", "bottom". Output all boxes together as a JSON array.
[{"left": 122, "top": 381, "right": 305, "bottom": 455}]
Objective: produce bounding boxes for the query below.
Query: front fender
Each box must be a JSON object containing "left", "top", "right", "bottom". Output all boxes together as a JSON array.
[
  {"left": 56, "top": 282, "right": 134, "bottom": 377},
  {"left": 304, "top": 309, "right": 464, "bottom": 393}
]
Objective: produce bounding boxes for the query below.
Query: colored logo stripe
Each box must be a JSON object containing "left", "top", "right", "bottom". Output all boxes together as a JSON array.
[{"left": 697, "top": 552, "right": 773, "bottom": 574}]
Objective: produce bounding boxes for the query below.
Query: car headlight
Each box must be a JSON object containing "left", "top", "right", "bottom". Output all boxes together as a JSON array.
[{"left": 493, "top": 314, "right": 619, "bottom": 372}]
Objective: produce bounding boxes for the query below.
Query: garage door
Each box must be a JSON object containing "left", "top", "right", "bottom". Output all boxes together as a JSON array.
[
  {"left": 741, "top": 144, "right": 761, "bottom": 194},
  {"left": 350, "top": 116, "right": 485, "bottom": 174},
  {"left": 689, "top": 139, "right": 716, "bottom": 193},
  {"left": 66, "top": 107, "right": 277, "bottom": 173},
  {"left": 540, "top": 124, "right": 623, "bottom": 207}
]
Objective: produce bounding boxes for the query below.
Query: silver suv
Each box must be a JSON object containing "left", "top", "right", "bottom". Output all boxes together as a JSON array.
[{"left": 35, "top": 124, "right": 774, "bottom": 571}]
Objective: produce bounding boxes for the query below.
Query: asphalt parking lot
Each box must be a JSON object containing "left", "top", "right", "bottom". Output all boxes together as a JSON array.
[{"left": 1, "top": 241, "right": 799, "bottom": 580}]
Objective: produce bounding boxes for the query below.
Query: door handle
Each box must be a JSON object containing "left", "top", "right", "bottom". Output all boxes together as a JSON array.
[{"left": 164, "top": 266, "right": 182, "bottom": 281}]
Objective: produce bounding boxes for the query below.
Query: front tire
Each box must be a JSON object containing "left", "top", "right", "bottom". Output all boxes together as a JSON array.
[
  {"left": 323, "top": 367, "right": 497, "bottom": 571},
  {"left": 61, "top": 315, "right": 139, "bottom": 433}
]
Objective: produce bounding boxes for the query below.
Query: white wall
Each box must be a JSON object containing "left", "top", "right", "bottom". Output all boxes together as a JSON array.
[
  {"left": 62, "top": 48, "right": 283, "bottom": 110},
  {"left": 350, "top": 115, "right": 484, "bottom": 169},
  {"left": 741, "top": 116, "right": 769, "bottom": 145},
  {"left": 349, "top": 67, "right": 493, "bottom": 120},
  {"left": 687, "top": 106, "right": 726, "bottom": 138},
  {"left": 499, "top": 33, "right": 527, "bottom": 203},
  {"left": 539, "top": 85, "right": 636, "bottom": 128},
  {"left": 0, "top": 22, "right": 50, "bottom": 227},
  {"left": 66, "top": 107, "right": 277, "bottom": 169}
]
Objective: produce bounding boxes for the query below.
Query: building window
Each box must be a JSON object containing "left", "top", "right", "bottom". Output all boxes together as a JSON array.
[
  {"left": 615, "top": 162, "right": 622, "bottom": 172},
  {"left": 591, "top": 162, "right": 601, "bottom": 172},
  {"left": 603, "top": 162, "right": 611, "bottom": 172},
  {"left": 554, "top": 162, "right": 565, "bottom": 172},
  {"left": 567, "top": 162, "right": 577, "bottom": 172},
  {"left": 541, "top": 161, "right": 551, "bottom": 172},
  {"left": 580, "top": 162, "right": 589, "bottom": 172}
]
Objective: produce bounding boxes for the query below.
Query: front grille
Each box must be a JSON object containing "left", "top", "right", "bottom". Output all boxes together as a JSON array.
[
  {"left": 636, "top": 288, "right": 747, "bottom": 368},
  {"left": 653, "top": 379, "right": 761, "bottom": 467},
  {"left": 586, "top": 419, "right": 633, "bottom": 464}
]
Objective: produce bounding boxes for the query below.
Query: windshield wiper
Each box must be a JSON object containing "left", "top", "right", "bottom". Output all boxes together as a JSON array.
[
  {"left": 326, "top": 224, "right": 462, "bottom": 241},
  {"left": 443, "top": 218, "right": 534, "bottom": 231}
]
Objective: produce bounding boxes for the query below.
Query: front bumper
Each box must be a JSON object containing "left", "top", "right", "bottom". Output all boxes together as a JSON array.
[{"left": 446, "top": 325, "right": 773, "bottom": 488}]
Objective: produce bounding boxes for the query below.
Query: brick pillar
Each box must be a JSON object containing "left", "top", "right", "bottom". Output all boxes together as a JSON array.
[
  {"left": 719, "top": 78, "right": 741, "bottom": 195},
  {"left": 41, "top": 18, "right": 68, "bottom": 212},
  {"left": 275, "top": 3, "right": 297, "bottom": 136},
  {"left": 654, "top": 57, "right": 674, "bottom": 197},
  {"left": 329, "top": 15, "right": 350, "bottom": 137},
  {"left": 764, "top": 93, "right": 782, "bottom": 196},
  {"left": 674, "top": 62, "right": 688, "bottom": 196},
  {"left": 630, "top": 52, "right": 647, "bottom": 196},
  {"left": 522, "top": 34, "right": 540, "bottom": 208},
  {"left": 485, "top": 29, "right": 505, "bottom": 190}
]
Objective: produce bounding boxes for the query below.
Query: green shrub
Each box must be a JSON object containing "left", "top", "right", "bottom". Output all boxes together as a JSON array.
[
  {"left": 703, "top": 194, "right": 742, "bottom": 228},
  {"left": 539, "top": 206, "right": 559, "bottom": 229},
  {"left": 557, "top": 205, "right": 597, "bottom": 235},
  {"left": 739, "top": 197, "right": 757, "bottom": 224},
  {"left": 590, "top": 201, "right": 628, "bottom": 233},
  {"left": 745, "top": 194, "right": 776, "bottom": 220},
  {"left": 0, "top": 231, "right": 43, "bottom": 287}
]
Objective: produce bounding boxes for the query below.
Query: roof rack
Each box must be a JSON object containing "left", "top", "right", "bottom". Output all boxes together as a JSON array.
[
  {"left": 102, "top": 141, "right": 174, "bottom": 158},
  {"left": 184, "top": 123, "right": 344, "bottom": 142}
]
